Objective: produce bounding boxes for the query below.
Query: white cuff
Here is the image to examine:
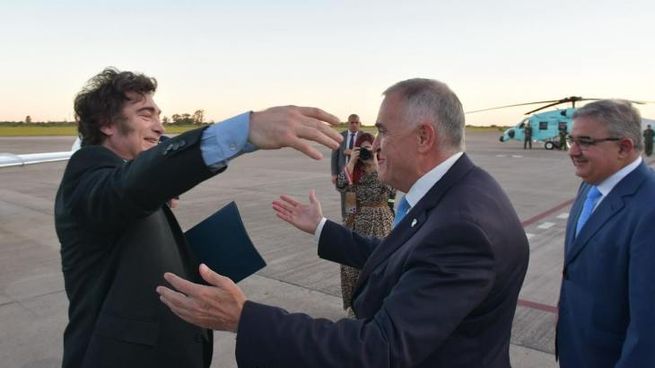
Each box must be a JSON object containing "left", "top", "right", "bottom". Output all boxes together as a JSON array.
[{"left": 313, "top": 217, "right": 328, "bottom": 244}]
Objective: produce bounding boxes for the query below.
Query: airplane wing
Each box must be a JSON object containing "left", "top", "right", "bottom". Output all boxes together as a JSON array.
[
  {"left": 0, "top": 151, "right": 74, "bottom": 168},
  {"left": 0, "top": 137, "right": 80, "bottom": 168}
]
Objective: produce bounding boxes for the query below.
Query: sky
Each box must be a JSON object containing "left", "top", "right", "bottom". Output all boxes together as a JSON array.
[{"left": 1, "top": 0, "right": 653, "bottom": 126}]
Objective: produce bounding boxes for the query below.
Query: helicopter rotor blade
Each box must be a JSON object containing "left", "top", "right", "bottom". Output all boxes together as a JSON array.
[
  {"left": 467, "top": 97, "right": 654, "bottom": 116},
  {"left": 524, "top": 101, "right": 567, "bottom": 115},
  {"left": 466, "top": 100, "right": 560, "bottom": 114}
]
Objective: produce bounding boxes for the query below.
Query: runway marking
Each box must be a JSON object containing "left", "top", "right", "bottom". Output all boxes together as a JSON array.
[
  {"left": 556, "top": 213, "right": 569, "bottom": 219},
  {"left": 520, "top": 198, "right": 575, "bottom": 228},
  {"left": 518, "top": 198, "right": 576, "bottom": 315},
  {"left": 525, "top": 233, "right": 535, "bottom": 239},
  {"left": 537, "top": 222, "right": 555, "bottom": 229},
  {"left": 517, "top": 299, "right": 558, "bottom": 314}
]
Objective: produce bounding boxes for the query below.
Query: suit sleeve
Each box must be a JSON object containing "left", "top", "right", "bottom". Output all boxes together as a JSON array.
[
  {"left": 317, "top": 219, "right": 381, "bottom": 269},
  {"left": 60, "top": 127, "right": 219, "bottom": 230},
  {"left": 616, "top": 209, "right": 655, "bottom": 368},
  {"left": 331, "top": 132, "right": 346, "bottom": 176},
  {"left": 235, "top": 220, "right": 496, "bottom": 367}
]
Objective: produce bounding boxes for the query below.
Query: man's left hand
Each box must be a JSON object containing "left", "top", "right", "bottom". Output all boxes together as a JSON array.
[{"left": 157, "top": 264, "right": 245, "bottom": 332}]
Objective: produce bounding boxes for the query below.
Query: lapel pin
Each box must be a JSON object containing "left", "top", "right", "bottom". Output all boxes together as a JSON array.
[{"left": 411, "top": 218, "right": 417, "bottom": 227}]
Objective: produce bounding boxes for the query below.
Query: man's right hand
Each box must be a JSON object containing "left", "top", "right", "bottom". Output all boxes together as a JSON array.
[
  {"left": 249, "top": 106, "right": 342, "bottom": 160},
  {"left": 272, "top": 190, "right": 323, "bottom": 234}
]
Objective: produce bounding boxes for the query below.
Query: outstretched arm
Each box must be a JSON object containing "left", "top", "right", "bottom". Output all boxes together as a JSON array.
[
  {"left": 157, "top": 264, "right": 245, "bottom": 332},
  {"left": 272, "top": 190, "right": 323, "bottom": 234},
  {"left": 249, "top": 106, "right": 342, "bottom": 160}
]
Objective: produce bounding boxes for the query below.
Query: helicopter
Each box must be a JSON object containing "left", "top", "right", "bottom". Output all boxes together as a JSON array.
[{"left": 467, "top": 96, "right": 653, "bottom": 150}]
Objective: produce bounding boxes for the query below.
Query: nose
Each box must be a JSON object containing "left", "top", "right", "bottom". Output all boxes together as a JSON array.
[
  {"left": 372, "top": 134, "right": 380, "bottom": 152},
  {"left": 154, "top": 115, "right": 165, "bottom": 134}
]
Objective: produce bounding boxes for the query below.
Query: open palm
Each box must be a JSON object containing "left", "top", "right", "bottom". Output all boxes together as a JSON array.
[{"left": 272, "top": 190, "right": 323, "bottom": 234}]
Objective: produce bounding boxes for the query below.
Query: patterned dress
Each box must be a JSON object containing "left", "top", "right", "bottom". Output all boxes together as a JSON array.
[{"left": 336, "top": 170, "right": 395, "bottom": 313}]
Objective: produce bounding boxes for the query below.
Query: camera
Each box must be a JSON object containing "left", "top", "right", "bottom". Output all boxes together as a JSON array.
[{"left": 359, "top": 148, "right": 373, "bottom": 161}]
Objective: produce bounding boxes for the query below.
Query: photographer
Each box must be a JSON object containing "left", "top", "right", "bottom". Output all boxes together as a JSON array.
[{"left": 335, "top": 132, "right": 395, "bottom": 317}]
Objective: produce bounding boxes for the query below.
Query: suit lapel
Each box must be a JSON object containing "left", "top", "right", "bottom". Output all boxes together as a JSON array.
[
  {"left": 565, "top": 185, "right": 585, "bottom": 257},
  {"left": 353, "top": 154, "right": 475, "bottom": 297},
  {"left": 565, "top": 162, "right": 648, "bottom": 265},
  {"left": 162, "top": 205, "right": 203, "bottom": 282}
]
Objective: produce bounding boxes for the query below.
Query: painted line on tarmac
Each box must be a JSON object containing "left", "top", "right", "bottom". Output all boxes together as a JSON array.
[
  {"left": 517, "top": 198, "right": 575, "bottom": 314},
  {"left": 517, "top": 299, "right": 558, "bottom": 314},
  {"left": 521, "top": 199, "right": 575, "bottom": 228}
]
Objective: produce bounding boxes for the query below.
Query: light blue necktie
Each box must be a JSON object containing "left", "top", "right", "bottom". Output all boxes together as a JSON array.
[
  {"left": 393, "top": 196, "right": 410, "bottom": 228},
  {"left": 575, "top": 186, "right": 601, "bottom": 237}
]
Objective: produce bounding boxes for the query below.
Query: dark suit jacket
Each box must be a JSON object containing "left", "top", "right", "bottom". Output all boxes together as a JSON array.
[
  {"left": 330, "top": 130, "right": 353, "bottom": 177},
  {"left": 557, "top": 161, "right": 655, "bottom": 368},
  {"left": 55, "top": 128, "right": 221, "bottom": 368},
  {"left": 235, "top": 154, "right": 529, "bottom": 367},
  {"left": 331, "top": 130, "right": 359, "bottom": 219}
]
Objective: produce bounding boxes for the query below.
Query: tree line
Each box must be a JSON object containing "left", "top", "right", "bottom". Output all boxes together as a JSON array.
[{"left": 2, "top": 110, "right": 210, "bottom": 125}]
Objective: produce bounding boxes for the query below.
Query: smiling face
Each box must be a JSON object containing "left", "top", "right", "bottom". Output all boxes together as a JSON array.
[
  {"left": 101, "top": 92, "right": 164, "bottom": 160},
  {"left": 569, "top": 116, "right": 624, "bottom": 185},
  {"left": 373, "top": 93, "right": 420, "bottom": 192}
]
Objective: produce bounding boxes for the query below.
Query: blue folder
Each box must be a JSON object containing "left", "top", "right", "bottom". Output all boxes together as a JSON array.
[{"left": 185, "top": 201, "right": 266, "bottom": 283}]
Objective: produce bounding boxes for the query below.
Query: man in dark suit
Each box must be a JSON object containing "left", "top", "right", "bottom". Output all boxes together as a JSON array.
[
  {"left": 557, "top": 100, "right": 655, "bottom": 368},
  {"left": 158, "top": 78, "right": 529, "bottom": 367},
  {"left": 331, "top": 113, "right": 361, "bottom": 220},
  {"left": 54, "top": 67, "right": 341, "bottom": 368}
]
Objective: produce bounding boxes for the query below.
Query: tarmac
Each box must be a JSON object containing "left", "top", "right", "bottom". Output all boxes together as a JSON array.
[{"left": 0, "top": 131, "right": 618, "bottom": 367}]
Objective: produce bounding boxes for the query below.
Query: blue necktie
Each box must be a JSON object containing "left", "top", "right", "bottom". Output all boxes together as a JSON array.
[
  {"left": 393, "top": 196, "right": 410, "bottom": 228},
  {"left": 575, "top": 186, "right": 601, "bottom": 237}
]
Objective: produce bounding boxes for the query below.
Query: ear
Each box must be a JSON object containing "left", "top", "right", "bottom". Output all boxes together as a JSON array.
[
  {"left": 99, "top": 120, "right": 116, "bottom": 137},
  {"left": 617, "top": 137, "right": 635, "bottom": 157},
  {"left": 416, "top": 123, "right": 436, "bottom": 153}
]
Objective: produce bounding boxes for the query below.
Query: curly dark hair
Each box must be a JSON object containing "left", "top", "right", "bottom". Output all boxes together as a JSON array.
[{"left": 74, "top": 67, "right": 157, "bottom": 145}]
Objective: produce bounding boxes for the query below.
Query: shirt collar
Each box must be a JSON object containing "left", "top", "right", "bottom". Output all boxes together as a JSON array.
[
  {"left": 596, "top": 156, "right": 642, "bottom": 197},
  {"left": 404, "top": 152, "right": 464, "bottom": 207}
]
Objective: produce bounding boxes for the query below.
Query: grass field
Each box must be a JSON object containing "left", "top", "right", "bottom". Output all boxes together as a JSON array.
[{"left": 0, "top": 124, "right": 504, "bottom": 137}]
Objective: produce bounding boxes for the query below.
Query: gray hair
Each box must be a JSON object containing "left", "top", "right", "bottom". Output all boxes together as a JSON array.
[
  {"left": 573, "top": 99, "right": 643, "bottom": 151},
  {"left": 383, "top": 78, "right": 465, "bottom": 151}
]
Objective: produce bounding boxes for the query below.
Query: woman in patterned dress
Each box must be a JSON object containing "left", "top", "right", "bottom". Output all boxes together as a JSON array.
[{"left": 336, "top": 132, "right": 395, "bottom": 317}]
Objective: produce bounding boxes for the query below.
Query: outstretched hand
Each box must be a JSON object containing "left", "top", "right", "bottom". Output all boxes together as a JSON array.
[
  {"left": 249, "top": 106, "right": 342, "bottom": 160},
  {"left": 157, "top": 264, "right": 246, "bottom": 333},
  {"left": 272, "top": 190, "right": 323, "bottom": 234}
]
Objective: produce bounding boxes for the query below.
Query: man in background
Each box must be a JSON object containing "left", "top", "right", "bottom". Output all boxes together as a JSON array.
[
  {"left": 55, "top": 67, "right": 341, "bottom": 368},
  {"left": 331, "top": 113, "right": 361, "bottom": 221},
  {"left": 158, "top": 78, "right": 529, "bottom": 367},
  {"left": 643, "top": 124, "right": 653, "bottom": 156},
  {"left": 557, "top": 100, "right": 655, "bottom": 367},
  {"left": 523, "top": 121, "right": 532, "bottom": 149}
]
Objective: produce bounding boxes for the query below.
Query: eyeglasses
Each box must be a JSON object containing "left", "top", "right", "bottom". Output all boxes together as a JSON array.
[{"left": 566, "top": 135, "right": 621, "bottom": 149}]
